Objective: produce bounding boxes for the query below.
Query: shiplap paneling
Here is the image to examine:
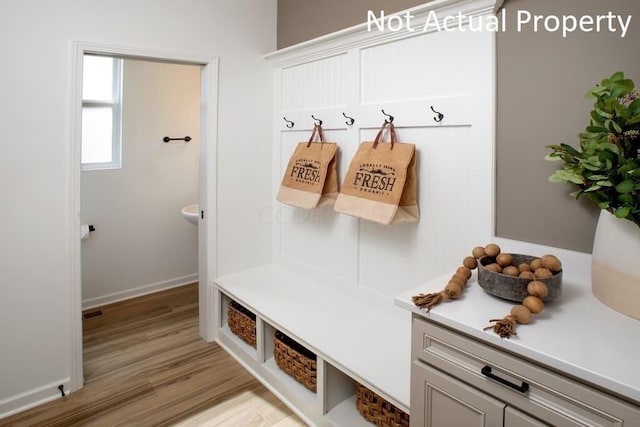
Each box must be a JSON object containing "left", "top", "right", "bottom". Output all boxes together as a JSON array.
[
  {"left": 250, "top": 2, "right": 500, "bottom": 423},
  {"left": 278, "top": 129, "right": 354, "bottom": 283},
  {"left": 358, "top": 126, "right": 480, "bottom": 296},
  {"left": 360, "top": 30, "right": 486, "bottom": 105},
  {"left": 272, "top": 15, "right": 495, "bottom": 301},
  {"left": 281, "top": 53, "right": 348, "bottom": 112}
]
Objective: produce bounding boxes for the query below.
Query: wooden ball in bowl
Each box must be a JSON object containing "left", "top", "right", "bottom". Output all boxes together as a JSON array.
[{"left": 477, "top": 254, "right": 562, "bottom": 302}]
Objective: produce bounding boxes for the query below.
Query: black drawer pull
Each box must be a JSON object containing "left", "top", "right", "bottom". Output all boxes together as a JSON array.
[{"left": 481, "top": 366, "right": 529, "bottom": 393}]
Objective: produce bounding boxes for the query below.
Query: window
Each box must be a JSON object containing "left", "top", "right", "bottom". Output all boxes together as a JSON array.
[{"left": 81, "top": 55, "right": 123, "bottom": 169}]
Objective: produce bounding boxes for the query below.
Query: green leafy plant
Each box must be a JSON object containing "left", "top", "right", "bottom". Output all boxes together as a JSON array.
[{"left": 546, "top": 71, "right": 640, "bottom": 228}]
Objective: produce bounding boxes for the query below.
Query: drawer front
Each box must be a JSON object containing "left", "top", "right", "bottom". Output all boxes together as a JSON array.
[
  {"left": 505, "top": 406, "right": 551, "bottom": 427},
  {"left": 411, "top": 361, "right": 505, "bottom": 427},
  {"left": 412, "top": 316, "right": 640, "bottom": 426}
]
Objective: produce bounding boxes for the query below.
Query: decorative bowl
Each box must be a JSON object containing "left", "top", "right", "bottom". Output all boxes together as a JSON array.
[{"left": 477, "top": 254, "right": 562, "bottom": 302}]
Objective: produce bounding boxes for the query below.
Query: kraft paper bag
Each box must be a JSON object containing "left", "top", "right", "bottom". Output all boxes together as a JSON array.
[
  {"left": 334, "top": 121, "right": 419, "bottom": 224},
  {"left": 277, "top": 124, "right": 339, "bottom": 209}
]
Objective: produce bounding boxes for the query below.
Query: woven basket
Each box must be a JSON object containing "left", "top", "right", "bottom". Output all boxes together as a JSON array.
[
  {"left": 274, "top": 330, "right": 317, "bottom": 392},
  {"left": 227, "top": 301, "right": 257, "bottom": 348},
  {"left": 356, "top": 382, "right": 410, "bottom": 427}
]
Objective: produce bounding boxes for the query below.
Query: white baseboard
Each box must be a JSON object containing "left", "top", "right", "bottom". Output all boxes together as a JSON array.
[
  {"left": 0, "top": 378, "right": 70, "bottom": 421},
  {"left": 82, "top": 273, "right": 198, "bottom": 310}
]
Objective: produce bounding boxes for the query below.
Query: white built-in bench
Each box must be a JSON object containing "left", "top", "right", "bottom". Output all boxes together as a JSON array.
[
  {"left": 216, "top": 1, "right": 501, "bottom": 424},
  {"left": 215, "top": 264, "right": 410, "bottom": 426}
]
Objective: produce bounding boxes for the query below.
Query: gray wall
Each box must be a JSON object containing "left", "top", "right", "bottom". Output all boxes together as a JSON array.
[
  {"left": 278, "top": 0, "right": 426, "bottom": 48},
  {"left": 277, "top": 0, "right": 640, "bottom": 253},
  {"left": 496, "top": 0, "right": 640, "bottom": 252}
]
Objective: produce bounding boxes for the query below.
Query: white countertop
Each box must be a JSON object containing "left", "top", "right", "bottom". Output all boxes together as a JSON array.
[{"left": 395, "top": 271, "right": 640, "bottom": 404}]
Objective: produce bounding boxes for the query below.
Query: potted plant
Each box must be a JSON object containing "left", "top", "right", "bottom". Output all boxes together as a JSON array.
[{"left": 546, "top": 71, "right": 640, "bottom": 319}]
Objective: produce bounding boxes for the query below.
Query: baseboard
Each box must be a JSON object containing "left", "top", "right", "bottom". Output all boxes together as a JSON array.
[
  {"left": 0, "top": 378, "right": 70, "bottom": 420},
  {"left": 82, "top": 273, "right": 198, "bottom": 310}
]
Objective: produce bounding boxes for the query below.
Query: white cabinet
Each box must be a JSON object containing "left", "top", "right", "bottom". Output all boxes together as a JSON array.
[
  {"left": 412, "top": 361, "right": 551, "bottom": 427},
  {"left": 504, "top": 407, "right": 550, "bottom": 427},
  {"left": 411, "top": 362, "right": 504, "bottom": 426},
  {"left": 410, "top": 315, "right": 640, "bottom": 427}
]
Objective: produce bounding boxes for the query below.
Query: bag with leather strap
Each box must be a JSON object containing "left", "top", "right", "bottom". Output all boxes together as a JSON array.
[
  {"left": 334, "top": 121, "right": 419, "bottom": 224},
  {"left": 277, "top": 124, "right": 339, "bottom": 209}
]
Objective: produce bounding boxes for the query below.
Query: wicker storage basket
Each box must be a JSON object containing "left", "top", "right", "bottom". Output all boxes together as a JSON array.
[
  {"left": 227, "top": 301, "right": 257, "bottom": 348},
  {"left": 356, "top": 382, "right": 410, "bottom": 427},
  {"left": 274, "top": 330, "right": 317, "bottom": 392}
]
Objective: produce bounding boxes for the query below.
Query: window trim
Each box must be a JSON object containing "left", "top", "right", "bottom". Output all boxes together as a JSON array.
[{"left": 81, "top": 56, "right": 123, "bottom": 170}]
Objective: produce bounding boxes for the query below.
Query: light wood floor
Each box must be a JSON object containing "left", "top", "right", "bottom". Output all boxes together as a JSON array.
[{"left": 0, "top": 284, "right": 305, "bottom": 427}]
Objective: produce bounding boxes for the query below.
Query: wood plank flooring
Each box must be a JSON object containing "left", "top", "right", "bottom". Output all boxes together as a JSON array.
[{"left": 0, "top": 284, "right": 305, "bottom": 427}]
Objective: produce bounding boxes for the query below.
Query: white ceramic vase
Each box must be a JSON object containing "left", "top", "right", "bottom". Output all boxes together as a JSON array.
[{"left": 591, "top": 210, "right": 640, "bottom": 320}]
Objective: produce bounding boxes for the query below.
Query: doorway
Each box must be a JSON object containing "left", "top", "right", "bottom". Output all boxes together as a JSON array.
[
  {"left": 69, "top": 42, "right": 219, "bottom": 393},
  {"left": 80, "top": 56, "right": 200, "bottom": 308}
]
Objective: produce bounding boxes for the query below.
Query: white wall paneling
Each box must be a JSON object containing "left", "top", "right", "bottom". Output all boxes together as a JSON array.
[
  {"left": 271, "top": 30, "right": 494, "bottom": 302},
  {"left": 359, "top": 125, "right": 480, "bottom": 297},
  {"left": 214, "top": 1, "right": 501, "bottom": 424},
  {"left": 281, "top": 54, "right": 349, "bottom": 112},
  {"left": 278, "top": 129, "right": 356, "bottom": 286},
  {"left": 360, "top": 30, "right": 481, "bottom": 105}
]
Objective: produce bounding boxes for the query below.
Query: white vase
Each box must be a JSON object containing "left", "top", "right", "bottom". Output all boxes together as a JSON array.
[{"left": 591, "top": 210, "right": 640, "bottom": 320}]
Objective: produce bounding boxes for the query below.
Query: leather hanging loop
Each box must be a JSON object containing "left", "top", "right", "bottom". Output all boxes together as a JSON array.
[
  {"left": 306, "top": 124, "right": 325, "bottom": 147},
  {"left": 306, "top": 126, "right": 317, "bottom": 147},
  {"left": 372, "top": 121, "right": 396, "bottom": 150},
  {"left": 389, "top": 122, "right": 397, "bottom": 149},
  {"left": 316, "top": 124, "right": 326, "bottom": 143},
  {"left": 372, "top": 121, "right": 387, "bottom": 149}
]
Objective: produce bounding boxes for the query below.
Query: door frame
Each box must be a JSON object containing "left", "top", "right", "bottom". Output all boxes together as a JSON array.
[{"left": 68, "top": 41, "right": 218, "bottom": 392}]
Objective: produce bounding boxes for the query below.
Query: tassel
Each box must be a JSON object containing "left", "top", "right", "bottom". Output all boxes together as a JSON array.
[
  {"left": 412, "top": 291, "right": 449, "bottom": 312},
  {"left": 484, "top": 315, "right": 517, "bottom": 338}
]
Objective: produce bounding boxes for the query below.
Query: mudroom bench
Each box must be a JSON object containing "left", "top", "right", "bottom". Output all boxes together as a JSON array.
[
  {"left": 213, "top": 1, "right": 506, "bottom": 425},
  {"left": 215, "top": 264, "right": 411, "bottom": 426}
]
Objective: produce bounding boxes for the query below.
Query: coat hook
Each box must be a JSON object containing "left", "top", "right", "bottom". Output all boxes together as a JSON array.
[
  {"left": 283, "top": 117, "right": 294, "bottom": 128},
  {"left": 311, "top": 114, "right": 323, "bottom": 126},
  {"left": 381, "top": 109, "right": 394, "bottom": 123},
  {"left": 430, "top": 106, "right": 444, "bottom": 123},
  {"left": 342, "top": 112, "right": 355, "bottom": 126}
]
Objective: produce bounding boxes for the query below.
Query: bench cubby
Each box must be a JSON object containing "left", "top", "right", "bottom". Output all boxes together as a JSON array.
[{"left": 215, "top": 265, "right": 410, "bottom": 426}]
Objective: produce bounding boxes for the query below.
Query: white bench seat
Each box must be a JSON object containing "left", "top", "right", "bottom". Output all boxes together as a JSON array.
[{"left": 215, "top": 263, "right": 411, "bottom": 413}]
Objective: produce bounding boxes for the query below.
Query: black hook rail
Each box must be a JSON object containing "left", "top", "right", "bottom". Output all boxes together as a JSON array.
[
  {"left": 431, "top": 106, "right": 444, "bottom": 123},
  {"left": 283, "top": 117, "right": 295, "bottom": 128},
  {"left": 163, "top": 136, "right": 192, "bottom": 143}
]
